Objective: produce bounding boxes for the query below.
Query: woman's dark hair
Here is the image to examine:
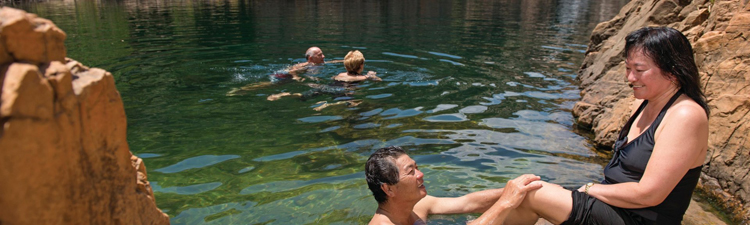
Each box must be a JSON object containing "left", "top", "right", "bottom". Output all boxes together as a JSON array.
[
  {"left": 365, "top": 146, "right": 406, "bottom": 204},
  {"left": 625, "top": 26, "right": 709, "bottom": 116}
]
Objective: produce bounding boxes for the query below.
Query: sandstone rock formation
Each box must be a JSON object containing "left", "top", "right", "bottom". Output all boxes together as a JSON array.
[
  {"left": 573, "top": 0, "right": 750, "bottom": 223},
  {"left": 0, "top": 7, "right": 169, "bottom": 225}
]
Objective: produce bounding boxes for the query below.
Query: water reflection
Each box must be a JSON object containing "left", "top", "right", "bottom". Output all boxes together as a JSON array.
[{"left": 18, "top": 0, "right": 630, "bottom": 224}]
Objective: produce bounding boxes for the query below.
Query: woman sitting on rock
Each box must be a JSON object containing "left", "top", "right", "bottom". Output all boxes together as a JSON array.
[{"left": 503, "top": 26, "right": 709, "bottom": 225}]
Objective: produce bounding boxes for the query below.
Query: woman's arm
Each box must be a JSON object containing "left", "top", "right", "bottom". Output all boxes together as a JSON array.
[
  {"left": 585, "top": 103, "right": 708, "bottom": 208},
  {"left": 365, "top": 71, "right": 382, "bottom": 81}
]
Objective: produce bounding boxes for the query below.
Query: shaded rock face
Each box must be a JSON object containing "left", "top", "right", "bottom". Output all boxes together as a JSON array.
[
  {"left": 573, "top": 0, "right": 750, "bottom": 223},
  {"left": 0, "top": 7, "right": 169, "bottom": 225}
]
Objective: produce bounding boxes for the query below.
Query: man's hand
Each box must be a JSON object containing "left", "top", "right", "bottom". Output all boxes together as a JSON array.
[
  {"left": 496, "top": 174, "right": 543, "bottom": 209},
  {"left": 468, "top": 174, "right": 543, "bottom": 225}
]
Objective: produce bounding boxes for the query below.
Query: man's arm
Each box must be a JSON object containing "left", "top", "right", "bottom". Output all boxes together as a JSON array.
[
  {"left": 468, "top": 174, "right": 542, "bottom": 225},
  {"left": 414, "top": 175, "right": 542, "bottom": 224},
  {"left": 414, "top": 189, "right": 504, "bottom": 217},
  {"left": 286, "top": 62, "right": 311, "bottom": 81}
]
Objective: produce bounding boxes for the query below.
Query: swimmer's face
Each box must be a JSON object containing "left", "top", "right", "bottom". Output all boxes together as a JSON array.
[{"left": 309, "top": 49, "right": 325, "bottom": 64}]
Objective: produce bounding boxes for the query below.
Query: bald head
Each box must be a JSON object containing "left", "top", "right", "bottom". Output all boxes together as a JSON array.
[{"left": 305, "top": 47, "right": 325, "bottom": 64}]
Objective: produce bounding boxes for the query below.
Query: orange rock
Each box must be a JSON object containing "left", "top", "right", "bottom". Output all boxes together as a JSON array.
[
  {"left": 725, "top": 12, "right": 750, "bottom": 33},
  {"left": 0, "top": 63, "right": 53, "bottom": 119},
  {"left": 0, "top": 7, "right": 169, "bottom": 225},
  {"left": 0, "top": 7, "right": 66, "bottom": 64}
]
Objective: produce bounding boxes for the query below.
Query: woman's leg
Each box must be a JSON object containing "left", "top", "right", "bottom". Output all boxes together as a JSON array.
[{"left": 504, "top": 181, "right": 574, "bottom": 225}]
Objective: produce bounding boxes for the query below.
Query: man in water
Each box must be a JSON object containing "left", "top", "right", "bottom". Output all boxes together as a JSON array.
[
  {"left": 286, "top": 46, "right": 342, "bottom": 79},
  {"left": 227, "top": 46, "right": 342, "bottom": 95},
  {"left": 366, "top": 146, "right": 543, "bottom": 225}
]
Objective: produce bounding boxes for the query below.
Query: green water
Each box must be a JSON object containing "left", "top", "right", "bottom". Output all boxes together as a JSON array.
[{"left": 19, "top": 0, "right": 630, "bottom": 224}]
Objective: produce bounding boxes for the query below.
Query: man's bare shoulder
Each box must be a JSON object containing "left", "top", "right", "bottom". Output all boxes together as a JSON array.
[
  {"left": 413, "top": 195, "right": 438, "bottom": 219},
  {"left": 288, "top": 62, "right": 311, "bottom": 70},
  {"left": 368, "top": 213, "right": 394, "bottom": 225},
  {"left": 368, "top": 212, "right": 427, "bottom": 225}
]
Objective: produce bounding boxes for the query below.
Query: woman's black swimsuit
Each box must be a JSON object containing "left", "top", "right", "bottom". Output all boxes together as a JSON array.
[{"left": 562, "top": 90, "right": 702, "bottom": 225}]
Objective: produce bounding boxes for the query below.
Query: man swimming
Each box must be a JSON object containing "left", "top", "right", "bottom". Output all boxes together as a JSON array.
[{"left": 226, "top": 46, "right": 342, "bottom": 96}]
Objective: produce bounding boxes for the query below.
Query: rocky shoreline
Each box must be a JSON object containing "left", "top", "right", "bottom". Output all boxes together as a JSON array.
[{"left": 573, "top": 0, "right": 750, "bottom": 223}]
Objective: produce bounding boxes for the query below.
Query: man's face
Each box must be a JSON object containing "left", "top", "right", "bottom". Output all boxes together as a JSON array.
[
  {"left": 391, "top": 154, "right": 427, "bottom": 202},
  {"left": 309, "top": 48, "right": 325, "bottom": 64}
]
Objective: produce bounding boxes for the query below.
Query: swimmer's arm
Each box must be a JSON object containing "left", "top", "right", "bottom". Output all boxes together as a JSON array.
[
  {"left": 303, "top": 75, "right": 320, "bottom": 81},
  {"left": 287, "top": 62, "right": 311, "bottom": 77},
  {"left": 365, "top": 71, "right": 382, "bottom": 81},
  {"left": 326, "top": 60, "right": 344, "bottom": 64},
  {"left": 291, "top": 74, "right": 305, "bottom": 82}
]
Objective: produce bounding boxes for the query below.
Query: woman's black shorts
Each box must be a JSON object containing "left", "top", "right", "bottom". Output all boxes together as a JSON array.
[{"left": 560, "top": 190, "right": 646, "bottom": 225}]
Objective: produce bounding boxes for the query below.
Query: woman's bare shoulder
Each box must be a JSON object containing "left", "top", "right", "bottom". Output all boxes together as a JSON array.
[
  {"left": 668, "top": 96, "right": 708, "bottom": 122},
  {"left": 333, "top": 72, "right": 349, "bottom": 81}
]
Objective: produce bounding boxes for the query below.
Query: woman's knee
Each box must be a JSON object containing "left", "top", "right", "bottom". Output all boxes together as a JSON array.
[{"left": 517, "top": 181, "right": 573, "bottom": 224}]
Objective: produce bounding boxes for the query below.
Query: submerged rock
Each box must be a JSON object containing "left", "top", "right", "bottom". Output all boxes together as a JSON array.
[
  {"left": 574, "top": 0, "right": 750, "bottom": 223},
  {"left": 0, "top": 7, "right": 169, "bottom": 225}
]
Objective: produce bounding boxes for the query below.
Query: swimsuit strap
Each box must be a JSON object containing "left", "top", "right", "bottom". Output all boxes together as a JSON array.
[
  {"left": 648, "top": 90, "right": 683, "bottom": 134},
  {"left": 615, "top": 90, "right": 683, "bottom": 146},
  {"left": 617, "top": 99, "right": 649, "bottom": 141}
]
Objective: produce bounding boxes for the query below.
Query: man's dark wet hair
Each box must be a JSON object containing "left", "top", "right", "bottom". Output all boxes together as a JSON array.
[
  {"left": 365, "top": 146, "right": 406, "bottom": 204},
  {"left": 625, "top": 26, "right": 709, "bottom": 116}
]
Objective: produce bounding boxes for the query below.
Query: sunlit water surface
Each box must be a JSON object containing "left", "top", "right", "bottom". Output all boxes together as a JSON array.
[{"left": 21, "top": 0, "right": 629, "bottom": 224}]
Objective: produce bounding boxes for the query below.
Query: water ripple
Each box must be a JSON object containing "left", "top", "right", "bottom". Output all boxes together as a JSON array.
[
  {"left": 152, "top": 181, "right": 222, "bottom": 195},
  {"left": 155, "top": 155, "right": 240, "bottom": 173},
  {"left": 423, "top": 113, "right": 469, "bottom": 122}
]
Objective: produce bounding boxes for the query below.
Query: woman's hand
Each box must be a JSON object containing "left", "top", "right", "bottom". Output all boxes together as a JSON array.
[{"left": 365, "top": 71, "right": 382, "bottom": 81}]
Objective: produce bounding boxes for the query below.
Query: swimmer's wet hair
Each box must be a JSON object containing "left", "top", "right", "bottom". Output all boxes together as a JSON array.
[
  {"left": 365, "top": 146, "right": 406, "bottom": 204},
  {"left": 344, "top": 50, "right": 365, "bottom": 73}
]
